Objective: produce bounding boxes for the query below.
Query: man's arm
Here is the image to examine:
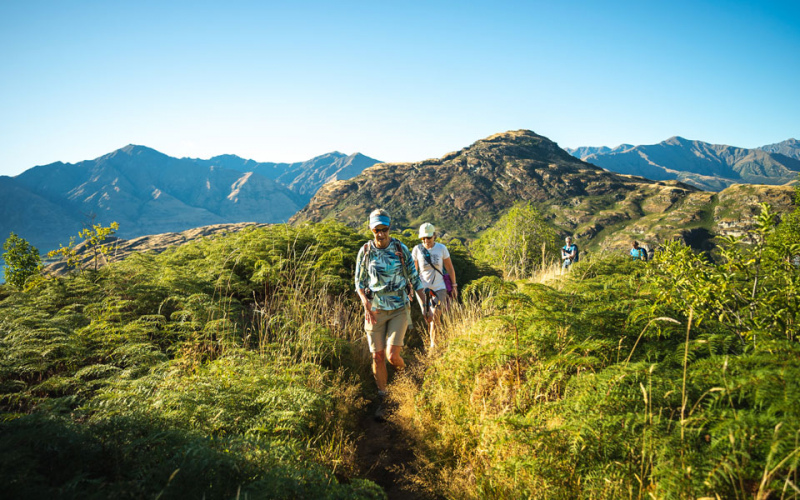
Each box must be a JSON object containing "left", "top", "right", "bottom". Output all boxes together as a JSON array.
[
  {"left": 357, "top": 287, "right": 377, "bottom": 324},
  {"left": 355, "top": 246, "right": 376, "bottom": 324}
]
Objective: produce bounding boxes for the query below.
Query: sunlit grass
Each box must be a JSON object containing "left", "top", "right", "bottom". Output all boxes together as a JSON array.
[{"left": 390, "top": 249, "right": 800, "bottom": 499}]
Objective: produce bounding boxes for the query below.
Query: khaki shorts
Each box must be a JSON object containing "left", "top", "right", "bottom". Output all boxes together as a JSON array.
[{"left": 365, "top": 306, "right": 409, "bottom": 353}]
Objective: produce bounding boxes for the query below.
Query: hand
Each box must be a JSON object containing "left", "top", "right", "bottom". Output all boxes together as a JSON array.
[
  {"left": 364, "top": 304, "right": 377, "bottom": 325},
  {"left": 451, "top": 285, "right": 458, "bottom": 300}
]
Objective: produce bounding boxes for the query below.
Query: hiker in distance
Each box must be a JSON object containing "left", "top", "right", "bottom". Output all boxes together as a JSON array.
[
  {"left": 630, "top": 240, "right": 648, "bottom": 261},
  {"left": 411, "top": 223, "right": 458, "bottom": 350},
  {"left": 561, "top": 236, "right": 579, "bottom": 270},
  {"left": 355, "top": 209, "right": 430, "bottom": 417}
]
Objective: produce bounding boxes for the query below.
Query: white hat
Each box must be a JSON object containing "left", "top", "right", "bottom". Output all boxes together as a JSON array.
[{"left": 418, "top": 223, "right": 435, "bottom": 238}]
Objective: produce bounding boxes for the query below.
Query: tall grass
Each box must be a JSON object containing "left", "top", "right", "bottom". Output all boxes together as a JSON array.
[
  {"left": 390, "top": 252, "right": 800, "bottom": 499},
  {"left": 0, "top": 222, "right": 385, "bottom": 499}
]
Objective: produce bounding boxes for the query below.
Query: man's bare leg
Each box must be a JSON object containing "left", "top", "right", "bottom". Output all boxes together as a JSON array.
[{"left": 372, "top": 350, "right": 387, "bottom": 392}]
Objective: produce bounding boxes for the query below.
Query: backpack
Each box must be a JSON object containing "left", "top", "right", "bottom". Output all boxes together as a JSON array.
[{"left": 562, "top": 244, "right": 579, "bottom": 262}]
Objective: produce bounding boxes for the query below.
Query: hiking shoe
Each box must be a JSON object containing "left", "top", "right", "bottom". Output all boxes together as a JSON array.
[
  {"left": 374, "top": 403, "right": 387, "bottom": 422},
  {"left": 374, "top": 391, "right": 388, "bottom": 421}
]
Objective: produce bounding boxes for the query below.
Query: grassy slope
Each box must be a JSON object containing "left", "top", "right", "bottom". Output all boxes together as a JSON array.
[
  {"left": 392, "top": 249, "right": 800, "bottom": 499},
  {"left": 0, "top": 222, "right": 385, "bottom": 499}
]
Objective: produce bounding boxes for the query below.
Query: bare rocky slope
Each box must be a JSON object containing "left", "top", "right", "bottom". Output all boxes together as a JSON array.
[
  {"left": 759, "top": 138, "right": 800, "bottom": 161},
  {"left": 191, "top": 151, "right": 381, "bottom": 204}
]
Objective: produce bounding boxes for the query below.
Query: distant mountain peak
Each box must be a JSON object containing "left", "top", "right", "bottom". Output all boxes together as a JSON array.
[
  {"left": 98, "top": 144, "right": 169, "bottom": 164},
  {"left": 759, "top": 138, "right": 800, "bottom": 161},
  {"left": 663, "top": 136, "right": 692, "bottom": 146},
  {"left": 208, "top": 153, "right": 247, "bottom": 161},
  {"left": 118, "top": 144, "right": 159, "bottom": 154}
]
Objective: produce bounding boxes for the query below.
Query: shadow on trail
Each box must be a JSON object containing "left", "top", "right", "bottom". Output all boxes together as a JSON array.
[{"left": 353, "top": 350, "right": 441, "bottom": 500}]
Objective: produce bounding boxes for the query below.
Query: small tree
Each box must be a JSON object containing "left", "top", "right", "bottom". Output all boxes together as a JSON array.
[
  {"left": 473, "top": 203, "right": 559, "bottom": 279},
  {"left": 47, "top": 221, "right": 120, "bottom": 272},
  {"left": 3, "top": 233, "right": 42, "bottom": 288},
  {"left": 80, "top": 221, "right": 120, "bottom": 271}
]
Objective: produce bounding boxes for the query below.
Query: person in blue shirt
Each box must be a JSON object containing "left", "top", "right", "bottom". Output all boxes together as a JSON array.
[
  {"left": 561, "top": 236, "right": 578, "bottom": 270},
  {"left": 630, "top": 241, "right": 648, "bottom": 261},
  {"left": 355, "top": 209, "right": 430, "bottom": 419}
]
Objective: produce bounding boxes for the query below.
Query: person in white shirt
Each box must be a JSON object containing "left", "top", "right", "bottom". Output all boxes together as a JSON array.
[{"left": 411, "top": 223, "right": 458, "bottom": 349}]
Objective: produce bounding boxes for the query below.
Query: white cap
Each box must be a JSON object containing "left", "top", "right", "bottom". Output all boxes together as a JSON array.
[{"left": 418, "top": 222, "right": 435, "bottom": 238}]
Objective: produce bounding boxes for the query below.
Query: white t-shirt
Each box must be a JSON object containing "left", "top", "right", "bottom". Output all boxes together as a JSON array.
[{"left": 412, "top": 242, "right": 451, "bottom": 291}]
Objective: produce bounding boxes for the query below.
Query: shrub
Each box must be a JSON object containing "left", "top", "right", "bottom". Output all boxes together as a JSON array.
[
  {"left": 396, "top": 237, "right": 800, "bottom": 499},
  {"left": 2, "top": 233, "right": 41, "bottom": 289},
  {"left": 472, "top": 203, "right": 560, "bottom": 279}
]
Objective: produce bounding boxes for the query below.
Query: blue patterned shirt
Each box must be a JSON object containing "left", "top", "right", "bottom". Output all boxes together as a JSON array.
[{"left": 355, "top": 238, "right": 423, "bottom": 311}]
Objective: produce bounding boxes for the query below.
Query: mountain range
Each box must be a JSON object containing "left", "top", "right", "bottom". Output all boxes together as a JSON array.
[
  {"left": 292, "top": 130, "right": 796, "bottom": 252},
  {"left": 3, "top": 132, "right": 798, "bottom": 262},
  {"left": 191, "top": 151, "right": 379, "bottom": 203},
  {"left": 567, "top": 137, "right": 800, "bottom": 191},
  {"left": 0, "top": 146, "right": 379, "bottom": 252}
]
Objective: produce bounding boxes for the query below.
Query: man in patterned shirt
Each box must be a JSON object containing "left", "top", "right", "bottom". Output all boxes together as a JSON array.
[{"left": 355, "top": 209, "right": 429, "bottom": 419}]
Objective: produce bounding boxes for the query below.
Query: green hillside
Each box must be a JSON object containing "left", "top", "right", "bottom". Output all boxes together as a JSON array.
[
  {"left": 2, "top": 197, "right": 799, "bottom": 498},
  {"left": 0, "top": 222, "right": 386, "bottom": 499},
  {"left": 391, "top": 202, "right": 800, "bottom": 499}
]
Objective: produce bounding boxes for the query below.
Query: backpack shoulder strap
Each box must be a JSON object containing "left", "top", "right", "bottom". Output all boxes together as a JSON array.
[
  {"left": 361, "top": 241, "right": 372, "bottom": 263},
  {"left": 418, "top": 243, "right": 445, "bottom": 277},
  {"left": 392, "top": 239, "right": 414, "bottom": 298},
  {"left": 358, "top": 241, "right": 372, "bottom": 282}
]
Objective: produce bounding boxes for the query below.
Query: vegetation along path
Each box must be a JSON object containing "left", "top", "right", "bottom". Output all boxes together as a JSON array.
[{"left": 3, "top": 196, "right": 800, "bottom": 498}]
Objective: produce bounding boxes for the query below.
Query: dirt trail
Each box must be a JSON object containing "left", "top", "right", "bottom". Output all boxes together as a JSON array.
[
  {"left": 355, "top": 405, "right": 414, "bottom": 499},
  {"left": 354, "top": 398, "right": 436, "bottom": 500},
  {"left": 353, "top": 346, "right": 441, "bottom": 500}
]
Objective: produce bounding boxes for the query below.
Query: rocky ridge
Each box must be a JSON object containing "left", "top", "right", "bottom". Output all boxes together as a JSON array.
[
  {"left": 45, "top": 222, "right": 269, "bottom": 276},
  {"left": 292, "top": 130, "right": 796, "bottom": 252}
]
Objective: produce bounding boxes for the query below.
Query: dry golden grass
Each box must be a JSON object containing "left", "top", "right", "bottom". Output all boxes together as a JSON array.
[{"left": 387, "top": 296, "right": 514, "bottom": 498}]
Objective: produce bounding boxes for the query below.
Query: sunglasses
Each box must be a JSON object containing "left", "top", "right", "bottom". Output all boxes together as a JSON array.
[
  {"left": 372, "top": 227, "right": 389, "bottom": 234},
  {"left": 422, "top": 236, "right": 433, "bottom": 240}
]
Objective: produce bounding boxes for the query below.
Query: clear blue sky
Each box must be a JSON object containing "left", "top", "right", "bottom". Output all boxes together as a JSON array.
[{"left": 1, "top": 0, "right": 798, "bottom": 176}]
